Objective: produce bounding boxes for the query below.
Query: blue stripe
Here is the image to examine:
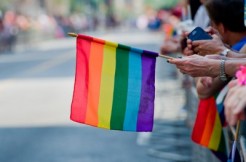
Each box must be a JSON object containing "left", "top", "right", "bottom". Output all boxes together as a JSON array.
[
  {"left": 123, "top": 49, "right": 142, "bottom": 131},
  {"left": 217, "top": 103, "right": 223, "bottom": 114}
]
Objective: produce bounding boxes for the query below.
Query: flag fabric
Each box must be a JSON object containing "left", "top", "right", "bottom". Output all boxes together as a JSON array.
[
  {"left": 215, "top": 86, "right": 229, "bottom": 127},
  {"left": 192, "top": 97, "right": 226, "bottom": 152},
  {"left": 70, "top": 34, "right": 157, "bottom": 132}
]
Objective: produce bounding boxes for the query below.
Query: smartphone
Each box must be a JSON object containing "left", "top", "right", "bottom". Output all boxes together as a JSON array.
[{"left": 187, "top": 27, "right": 212, "bottom": 41}]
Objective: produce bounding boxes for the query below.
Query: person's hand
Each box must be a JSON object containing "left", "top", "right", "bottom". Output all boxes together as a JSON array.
[
  {"left": 224, "top": 81, "right": 246, "bottom": 125},
  {"left": 228, "top": 79, "right": 238, "bottom": 88},
  {"left": 168, "top": 54, "right": 219, "bottom": 77},
  {"left": 192, "top": 34, "right": 226, "bottom": 56},
  {"left": 183, "top": 39, "right": 194, "bottom": 56},
  {"left": 200, "top": 77, "right": 213, "bottom": 88},
  {"left": 205, "top": 26, "right": 220, "bottom": 35},
  {"left": 160, "top": 38, "right": 180, "bottom": 54}
]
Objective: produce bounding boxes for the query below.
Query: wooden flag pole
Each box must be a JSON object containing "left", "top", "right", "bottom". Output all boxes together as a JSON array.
[
  {"left": 158, "top": 54, "right": 174, "bottom": 60},
  {"left": 67, "top": 32, "right": 174, "bottom": 60},
  {"left": 235, "top": 120, "right": 241, "bottom": 141},
  {"left": 68, "top": 33, "right": 78, "bottom": 37}
]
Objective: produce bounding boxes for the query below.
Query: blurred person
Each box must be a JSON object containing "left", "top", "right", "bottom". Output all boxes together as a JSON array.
[
  {"left": 2, "top": 11, "right": 18, "bottom": 52},
  {"left": 16, "top": 14, "right": 30, "bottom": 32},
  {"left": 186, "top": 0, "right": 246, "bottom": 56},
  {"left": 224, "top": 79, "right": 246, "bottom": 126},
  {"left": 161, "top": 0, "right": 209, "bottom": 55},
  {"left": 146, "top": 8, "right": 162, "bottom": 31},
  {"left": 136, "top": 14, "right": 148, "bottom": 30},
  {"left": 169, "top": 0, "right": 246, "bottom": 79},
  {"left": 189, "top": 0, "right": 202, "bottom": 20},
  {"left": 0, "top": 14, "right": 4, "bottom": 52},
  {"left": 69, "top": 14, "right": 89, "bottom": 33}
]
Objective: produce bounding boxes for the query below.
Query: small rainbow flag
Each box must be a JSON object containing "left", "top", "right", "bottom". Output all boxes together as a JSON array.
[
  {"left": 191, "top": 97, "right": 225, "bottom": 152},
  {"left": 215, "top": 86, "right": 229, "bottom": 127},
  {"left": 71, "top": 34, "right": 157, "bottom": 132}
]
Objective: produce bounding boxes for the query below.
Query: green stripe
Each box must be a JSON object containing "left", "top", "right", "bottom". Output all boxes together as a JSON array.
[{"left": 110, "top": 44, "right": 130, "bottom": 130}]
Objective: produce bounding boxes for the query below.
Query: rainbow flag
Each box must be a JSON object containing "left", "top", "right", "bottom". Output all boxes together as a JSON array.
[
  {"left": 70, "top": 34, "right": 157, "bottom": 132},
  {"left": 216, "top": 86, "right": 229, "bottom": 126},
  {"left": 191, "top": 97, "right": 226, "bottom": 152}
]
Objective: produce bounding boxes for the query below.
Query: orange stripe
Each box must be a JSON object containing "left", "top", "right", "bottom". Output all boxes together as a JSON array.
[
  {"left": 85, "top": 39, "right": 105, "bottom": 126},
  {"left": 200, "top": 102, "right": 217, "bottom": 146}
]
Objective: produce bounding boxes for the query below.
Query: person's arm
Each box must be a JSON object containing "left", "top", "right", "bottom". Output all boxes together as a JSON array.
[
  {"left": 225, "top": 59, "right": 246, "bottom": 76},
  {"left": 226, "top": 50, "right": 246, "bottom": 58},
  {"left": 168, "top": 55, "right": 246, "bottom": 78},
  {"left": 168, "top": 55, "right": 220, "bottom": 77}
]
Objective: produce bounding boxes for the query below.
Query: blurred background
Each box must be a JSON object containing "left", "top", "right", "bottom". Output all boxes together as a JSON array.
[
  {"left": 0, "top": 1, "right": 197, "bottom": 162},
  {"left": 0, "top": 0, "right": 181, "bottom": 53}
]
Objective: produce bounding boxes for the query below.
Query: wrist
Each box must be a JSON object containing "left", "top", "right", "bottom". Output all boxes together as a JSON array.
[
  {"left": 219, "top": 47, "right": 230, "bottom": 56},
  {"left": 216, "top": 46, "right": 227, "bottom": 54},
  {"left": 208, "top": 60, "right": 220, "bottom": 77},
  {"left": 219, "top": 59, "right": 228, "bottom": 81}
]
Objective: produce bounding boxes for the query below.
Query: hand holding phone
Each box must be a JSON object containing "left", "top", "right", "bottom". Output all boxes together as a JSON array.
[{"left": 187, "top": 27, "right": 212, "bottom": 41}]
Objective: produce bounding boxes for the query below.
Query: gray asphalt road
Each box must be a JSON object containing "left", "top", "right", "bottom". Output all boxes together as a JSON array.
[
  {"left": 0, "top": 30, "right": 184, "bottom": 162},
  {"left": 0, "top": 126, "right": 163, "bottom": 162}
]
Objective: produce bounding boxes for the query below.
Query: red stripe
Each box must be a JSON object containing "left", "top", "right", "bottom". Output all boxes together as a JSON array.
[
  {"left": 70, "top": 36, "right": 92, "bottom": 123},
  {"left": 200, "top": 98, "right": 217, "bottom": 146},
  {"left": 192, "top": 97, "right": 215, "bottom": 144}
]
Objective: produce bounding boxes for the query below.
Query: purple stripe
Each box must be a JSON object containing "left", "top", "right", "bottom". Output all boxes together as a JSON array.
[
  {"left": 137, "top": 51, "right": 156, "bottom": 132},
  {"left": 142, "top": 50, "right": 158, "bottom": 57}
]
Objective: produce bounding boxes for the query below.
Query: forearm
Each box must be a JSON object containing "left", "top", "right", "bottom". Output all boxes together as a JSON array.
[
  {"left": 207, "top": 60, "right": 220, "bottom": 77},
  {"left": 225, "top": 59, "right": 246, "bottom": 77},
  {"left": 196, "top": 77, "right": 227, "bottom": 99},
  {"left": 208, "top": 59, "right": 246, "bottom": 78},
  {"left": 227, "top": 51, "right": 246, "bottom": 58}
]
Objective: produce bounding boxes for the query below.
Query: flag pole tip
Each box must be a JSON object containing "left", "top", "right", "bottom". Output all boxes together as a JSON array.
[{"left": 68, "top": 33, "right": 78, "bottom": 37}]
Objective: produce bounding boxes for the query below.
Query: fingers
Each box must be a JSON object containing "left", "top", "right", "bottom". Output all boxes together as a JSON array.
[
  {"left": 205, "top": 26, "right": 213, "bottom": 33},
  {"left": 205, "top": 26, "right": 218, "bottom": 35},
  {"left": 224, "top": 97, "right": 238, "bottom": 126},
  {"left": 183, "top": 47, "right": 194, "bottom": 56},
  {"left": 191, "top": 41, "right": 205, "bottom": 54},
  {"left": 233, "top": 99, "right": 246, "bottom": 114},
  {"left": 228, "top": 115, "right": 238, "bottom": 126},
  {"left": 168, "top": 58, "right": 184, "bottom": 65},
  {"left": 228, "top": 80, "right": 238, "bottom": 88},
  {"left": 193, "top": 46, "right": 200, "bottom": 54},
  {"left": 224, "top": 86, "right": 246, "bottom": 125},
  {"left": 200, "top": 77, "right": 213, "bottom": 87}
]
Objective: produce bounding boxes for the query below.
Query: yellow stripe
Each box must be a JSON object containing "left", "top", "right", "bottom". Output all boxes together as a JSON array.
[
  {"left": 98, "top": 42, "right": 117, "bottom": 129},
  {"left": 208, "top": 112, "right": 222, "bottom": 150}
]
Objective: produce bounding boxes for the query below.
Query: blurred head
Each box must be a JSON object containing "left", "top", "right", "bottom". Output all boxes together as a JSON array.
[
  {"left": 205, "top": 0, "right": 246, "bottom": 44},
  {"left": 200, "top": 0, "right": 207, "bottom": 4}
]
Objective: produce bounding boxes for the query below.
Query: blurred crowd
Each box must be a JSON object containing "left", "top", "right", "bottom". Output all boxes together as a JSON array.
[
  {"left": 0, "top": 10, "right": 99, "bottom": 53},
  {"left": 161, "top": 0, "right": 246, "bottom": 161},
  {"left": 0, "top": 1, "right": 184, "bottom": 54},
  {"left": 165, "top": 0, "right": 246, "bottom": 127}
]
